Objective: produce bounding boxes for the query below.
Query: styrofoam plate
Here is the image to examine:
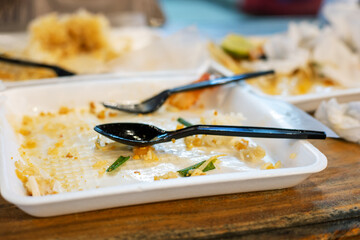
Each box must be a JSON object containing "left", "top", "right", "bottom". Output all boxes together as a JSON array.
[
  {"left": 0, "top": 74, "right": 327, "bottom": 217},
  {"left": 211, "top": 60, "right": 360, "bottom": 112}
]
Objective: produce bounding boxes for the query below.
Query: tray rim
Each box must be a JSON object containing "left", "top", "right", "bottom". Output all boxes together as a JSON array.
[{"left": 0, "top": 74, "right": 327, "bottom": 211}]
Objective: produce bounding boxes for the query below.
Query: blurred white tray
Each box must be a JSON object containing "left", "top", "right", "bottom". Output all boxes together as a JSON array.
[
  {"left": 211, "top": 61, "right": 360, "bottom": 112},
  {"left": 0, "top": 26, "right": 210, "bottom": 88},
  {"left": 0, "top": 74, "right": 326, "bottom": 217},
  {"left": 1, "top": 59, "right": 210, "bottom": 89}
]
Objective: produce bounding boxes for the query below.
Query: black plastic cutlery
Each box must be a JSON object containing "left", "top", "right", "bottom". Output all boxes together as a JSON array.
[
  {"left": 94, "top": 122, "right": 327, "bottom": 146},
  {"left": 102, "top": 70, "right": 275, "bottom": 114}
]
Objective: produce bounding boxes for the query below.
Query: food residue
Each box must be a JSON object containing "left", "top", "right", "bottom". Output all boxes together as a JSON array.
[{"left": 12, "top": 103, "right": 278, "bottom": 196}]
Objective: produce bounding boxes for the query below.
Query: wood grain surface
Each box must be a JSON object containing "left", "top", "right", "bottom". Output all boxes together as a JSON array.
[{"left": 1, "top": 138, "right": 360, "bottom": 240}]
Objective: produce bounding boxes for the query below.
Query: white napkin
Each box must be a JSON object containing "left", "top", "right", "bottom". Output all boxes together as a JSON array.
[
  {"left": 323, "top": 1, "right": 360, "bottom": 53},
  {"left": 247, "top": 23, "right": 312, "bottom": 74},
  {"left": 312, "top": 28, "right": 360, "bottom": 88},
  {"left": 315, "top": 98, "right": 360, "bottom": 143}
]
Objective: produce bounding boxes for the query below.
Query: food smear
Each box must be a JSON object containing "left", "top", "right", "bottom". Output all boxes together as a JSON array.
[{"left": 12, "top": 103, "right": 280, "bottom": 197}]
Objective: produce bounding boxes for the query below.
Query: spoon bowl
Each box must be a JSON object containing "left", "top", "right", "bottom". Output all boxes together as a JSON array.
[
  {"left": 94, "top": 122, "right": 327, "bottom": 146},
  {"left": 95, "top": 123, "right": 167, "bottom": 145}
]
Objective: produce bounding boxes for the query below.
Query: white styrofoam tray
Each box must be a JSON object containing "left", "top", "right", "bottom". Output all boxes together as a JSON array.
[
  {"left": 0, "top": 74, "right": 327, "bottom": 217},
  {"left": 0, "top": 59, "right": 209, "bottom": 89},
  {"left": 211, "top": 61, "right": 360, "bottom": 112},
  {"left": 0, "top": 27, "right": 210, "bottom": 89}
]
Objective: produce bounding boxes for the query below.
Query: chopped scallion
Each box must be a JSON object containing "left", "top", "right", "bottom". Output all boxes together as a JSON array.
[
  {"left": 203, "top": 161, "right": 216, "bottom": 172},
  {"left": 177, "top": 117, "right": 192, "bottom": 127},
  {"left": 177, "top": 160, "right": 215, "bottom": 177},
  {"left": 106, "top": 156, "right": 130, "bottom": 172}
]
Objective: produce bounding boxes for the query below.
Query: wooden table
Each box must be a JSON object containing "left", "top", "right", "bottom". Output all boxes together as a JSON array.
[{"left": 1, "top": 138, "right": 360, "bottom": 240}]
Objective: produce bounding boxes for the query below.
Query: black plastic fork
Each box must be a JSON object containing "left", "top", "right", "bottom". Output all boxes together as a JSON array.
[
  {"left": 0, "top": 54, "right": 75, "bottom": 77},
  {"left": 103, "top": 70, "right": 275, "bottom": 114}
]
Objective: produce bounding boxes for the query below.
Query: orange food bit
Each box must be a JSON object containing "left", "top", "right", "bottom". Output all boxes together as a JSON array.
[
  {"left": 176, "top": 124, "right": 184, "bottom": 130},
  {"left": 108, "top": 112, "right": 117, "bottom": 117},
  {"left": 89, "top": 101, "right": 96, "bottom": 114},
  {"left": 97, "top": 110, "right": 106, "bottom": 119},
  {"left": 261, "top": 162, "right": 275, "bottom": 170},
  {"left": 133, "top": 146, "right": 154, "bottom": 156},
  {"left": 22, "top": 116, "right": 33, "bottom": 125},
  {"left": 193, "top": 137, "right": 202, "bottom": 146},
  {"left": 19, "top": 128, "right": 31, "bottom": 136},
  {"left": 167, "top": 73, "right": 211, "bottom": 110},
  {"left": 22, "top": 140, "right": 37, "bottom": 149},
  {"left": 58, "top": 106, "right": 71, "bottom": 114},
  {"left": 55, "top": 140, "right": 64, "bottom": 148},
  {"left": 234, "top": 139, "right": 249, "bottom": 150},
  {"left": 133, "top": 146, "right": 158, "bottom": 161},
  {"left": 15, "top": 169, "right": 28, "bottom": 183}
]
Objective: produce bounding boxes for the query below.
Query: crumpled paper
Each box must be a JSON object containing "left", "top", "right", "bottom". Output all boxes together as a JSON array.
[
  {"left": 315, "top": 98, "right": 360, "bottom": 143},
  {"left": 323, "top": 1, "right": 360, "bottom": 53},
  {"left": 246, "top": 22, "right": 314, "bottom": 75},
  {"left": 312, "top": 27, "right": 360, "bottom": 88},
  {"left": 107, "top": 27, "right": 209, "bottom": 73},
  {"left": 246, "top": 17, "right": 360, "bottom": 87}
]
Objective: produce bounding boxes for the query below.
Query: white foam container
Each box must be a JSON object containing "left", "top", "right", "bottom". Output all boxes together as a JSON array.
[
  {"left": 0, "top": 28, "right": 211, "bottom": 89},
  {"left": 211, "top": 61, "right": 360, "bottom": 112},
  {"left": 0, "top": 74, "right": 327, "bottom": 217},
  {"left": 250, "top": 85, "right": 360, "bottom": 112},
  {"left": 0, "top": 58, "right": 210, "bottom": 92}
]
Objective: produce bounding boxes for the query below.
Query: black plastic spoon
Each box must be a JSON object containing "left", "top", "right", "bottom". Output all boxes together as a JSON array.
[{"left": 94, "top": 122, "right": 326, "bottom": 146}]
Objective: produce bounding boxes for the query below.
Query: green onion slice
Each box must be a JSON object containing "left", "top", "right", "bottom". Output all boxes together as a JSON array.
[
  {"left": 177, "top": 117, "right": 193, "bottom": 127},
  {"left": 177, "top": 160, "right": 216, "bottom": 177},
  {"left": 106, "top": 156, "right": 130, "bottom": 172}
]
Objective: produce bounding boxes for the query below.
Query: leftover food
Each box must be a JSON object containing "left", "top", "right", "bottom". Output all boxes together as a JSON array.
[
  {"left": 24, "top": 10, "right": 118, "bottom": 74},
  {"left": 0, "top": 61, "right": 56, "bottom": 81},
  {"left": 12, "top": 103, "right": 280, "bottom": 196},
  {"left": 210, "top": 15, "right": 360, "bottom": 96},
  {"left": 0, "top": 10, "right": 157, "bottom": 80}
]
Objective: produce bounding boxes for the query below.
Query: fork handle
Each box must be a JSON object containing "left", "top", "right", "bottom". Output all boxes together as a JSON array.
[
  {"left": 169, "top": 70, "right": 274, "bottom": 94},
  {"left": 170, "top": 125, "right": 326, "bottom": 140},
  {"left": 0, "top": 54, "right": 75, "bottom": 77}
]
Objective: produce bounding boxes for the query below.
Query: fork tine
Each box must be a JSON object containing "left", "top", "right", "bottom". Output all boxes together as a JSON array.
[{"left": 102, "top": 102, "right": 139, "bottom": 112}]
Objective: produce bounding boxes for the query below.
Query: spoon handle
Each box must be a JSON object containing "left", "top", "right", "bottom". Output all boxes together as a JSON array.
[
  {"left": 169, "top": 70, "right": 274, "bottom": 94},
  {"left": 171, "top": 125, "right": 326, "bottom": 140}
]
